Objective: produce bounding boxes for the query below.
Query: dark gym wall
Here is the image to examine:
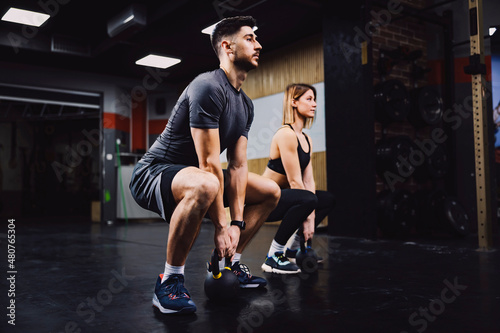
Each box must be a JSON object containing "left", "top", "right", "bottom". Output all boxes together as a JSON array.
[
  {"left": 371, "top": 0, "right": 431, "bottom": 193},
  {"left": 147, "top": 92, "right": 176, "bottom": 148},
  {"left": 0, "top": 63, "right": 157, "bottom": 222},
  {"left": 323, "top": 1, "right": 377, "bottom": 238},
  {"left": 434, "top": 0, "right": 499, "bottom": 232},
  {"left": 0, "top": 118, "right": 101, "bottom": 218},
  {"left": 321, "top": 0, "right": 498, "bottom": 239},
  {"left": 370, "top": 0, "right": 451, "bottom": 238}
]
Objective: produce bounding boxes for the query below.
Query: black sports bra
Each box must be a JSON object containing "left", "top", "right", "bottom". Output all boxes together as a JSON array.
[{"left": 267, "top": 124, "right": 311, "bottom": 175}]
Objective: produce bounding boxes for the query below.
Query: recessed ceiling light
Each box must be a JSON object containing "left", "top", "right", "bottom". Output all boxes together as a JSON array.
[
  {"left": 1, "top": 7, "right": 50, "bottom": 27},
  {"left": 490, "top": 27, "right": 497, "bottom": 36},
  {"left": 123, "top": 15, "right": 134, "bottom": 24},
  {"left": 135, "top": 54, "right": 181, "bottom": 69},
  {"left": 201, "top": 23, "right": 218, "bottom": 35},
  {"left": 201, "top": 22, "right": 258, "bottom": 35}
]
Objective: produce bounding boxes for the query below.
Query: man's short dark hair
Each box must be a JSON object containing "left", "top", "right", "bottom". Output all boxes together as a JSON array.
[{"left": 210, "top": 16, "right": 257, "bottom": 57}]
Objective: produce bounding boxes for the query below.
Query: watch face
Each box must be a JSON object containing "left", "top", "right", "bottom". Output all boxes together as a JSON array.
[{"left": 232, "top": 220, "right": 245, "bottom": 229}]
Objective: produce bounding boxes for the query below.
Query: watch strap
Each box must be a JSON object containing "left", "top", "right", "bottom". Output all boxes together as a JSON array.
[{"left": 230, "top": 220, "right": 246, "bottom": 230}]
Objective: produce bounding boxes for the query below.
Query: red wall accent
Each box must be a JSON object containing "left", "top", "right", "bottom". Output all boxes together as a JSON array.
[
  {"left": 427, "top": 55, "right": 492, "bottom": 85},
  {"left": 132, "top": 99, "right": 147, "bottom": 152},
  {"left": 149, "top": 119, "right": 168, "bottom": 135},
  {"left": 103, "top": 112, "right": 130, "bottom": 133}
]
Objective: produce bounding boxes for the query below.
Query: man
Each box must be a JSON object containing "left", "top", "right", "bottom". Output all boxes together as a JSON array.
[{"left": 129, "top": 16, "right": 280, "bottom": 314}]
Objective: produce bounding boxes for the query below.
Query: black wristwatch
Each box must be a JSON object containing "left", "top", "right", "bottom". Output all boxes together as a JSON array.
[{"left": 230, "top": 220, "right": 246, "bottom": 230}]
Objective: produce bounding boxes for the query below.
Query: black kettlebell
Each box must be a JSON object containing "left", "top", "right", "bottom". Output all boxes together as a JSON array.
[
  {"left": 296, "top": 237, "right": 318, "bottom": 273},
  {"left": 204, "top": 249, "right": 240, "bottom": 301}
]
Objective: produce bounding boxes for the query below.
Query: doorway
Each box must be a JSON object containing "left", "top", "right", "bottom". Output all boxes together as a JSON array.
[{"left": 0, "top": 85, "right": 101, "bottom": 220}]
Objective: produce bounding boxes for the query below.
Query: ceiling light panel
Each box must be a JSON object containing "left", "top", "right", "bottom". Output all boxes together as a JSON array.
[
  {"left": 201, "top": 22, "right": 258, "bottom": 35},
  {"left": 1, "top": 7, "right": 50, "bottom": 27},
  {"left": 135, "top": 55, "right": 181, "bottom": 69}
]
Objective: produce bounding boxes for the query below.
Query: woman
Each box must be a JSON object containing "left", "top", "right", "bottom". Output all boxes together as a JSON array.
[{"left": 261, "top": 83, "right": 335, "bottom": 274}]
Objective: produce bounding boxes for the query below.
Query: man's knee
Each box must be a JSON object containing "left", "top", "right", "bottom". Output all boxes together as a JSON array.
[
  {"left": 196, "top": 172, "right": 219, "bottom": 199},
  {"left": 184, "top": 171, "right": 219, "bottom": 207}
]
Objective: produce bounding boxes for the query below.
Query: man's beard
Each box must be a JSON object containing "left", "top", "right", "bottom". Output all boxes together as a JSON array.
[{"left": 233, "top": 53, "right": 258, "bottom": 72}]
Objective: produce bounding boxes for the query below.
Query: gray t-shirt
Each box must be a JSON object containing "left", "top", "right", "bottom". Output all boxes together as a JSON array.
[{"left": 140, "top": 68, "right": 254, "bottom": 167}]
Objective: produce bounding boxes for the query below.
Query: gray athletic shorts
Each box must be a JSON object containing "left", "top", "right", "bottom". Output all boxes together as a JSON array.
[
  {"left": 129, "top": 162, "right": 230, "bottom": 221},
  {"left": 129, "top": 161, "right": 189, "bottom": 221}
]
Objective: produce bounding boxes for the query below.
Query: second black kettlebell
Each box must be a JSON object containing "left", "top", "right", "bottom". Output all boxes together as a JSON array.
[
  {"left": 204, "top": 249, "right": 240, "bottom": 301},
  {"left": 296, "top": 236, "right": 318, "bottom": 273}
]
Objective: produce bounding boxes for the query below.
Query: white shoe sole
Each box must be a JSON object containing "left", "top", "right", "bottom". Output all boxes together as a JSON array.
[
  {"left": 152, "top": 294, "right": 196, "bottom": 314},
  {"left": 289, "top": 256, "right": 324, "bottom": 264},
  {"left": 261, "top": 263, "right": 301, "bottom": 274},
  {"left": 240, "top": 283, "right": 261, "bottom": 288}
]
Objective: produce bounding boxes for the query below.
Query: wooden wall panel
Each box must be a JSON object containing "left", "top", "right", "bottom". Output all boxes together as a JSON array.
[
  {"left": 222, "top": 151, "right": 326, "bottom": 188},
  {"left": 311, "top": 151, "right": 327, "bottom": 191},
  {"left": 247, "top": 158, "right": 268, "bottom": 176},
  {"left": 242, "top": 34, "right": 324, "bottom": 100}
]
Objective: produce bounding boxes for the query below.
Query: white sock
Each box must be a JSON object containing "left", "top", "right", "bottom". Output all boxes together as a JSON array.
[
  {"left": 217, "top": 253, "right": 243, "bottom": 270},
  {"left": 218, "top": 259, "right": 226, "bottom": 271},
  {"left": 162, "top": 262, "right": 184, "bottom": 283},
  {"left": 268, "top": 239, "right": 286, "bottom": 257},
  {"left": 232, "top": 252, "right": 242, "bottom": 265},
  {"left": 288, "top": 233, "right": 301, "bottom": 251}
]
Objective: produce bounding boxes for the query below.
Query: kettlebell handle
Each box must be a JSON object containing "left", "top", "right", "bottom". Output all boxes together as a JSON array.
[
  {"left": 299, "top": 235, "right": 313, "bottom": 253},
  {"left": 300, "top": 234, "right": 307, "bottom": 254},
  {"left": 210, "top": 249, "right": 231, "bottom": 279}
]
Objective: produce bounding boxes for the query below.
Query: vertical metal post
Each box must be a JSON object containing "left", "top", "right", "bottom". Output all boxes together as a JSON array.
[
  {"left": 468, "top": 0, "right": 493, "bottom": 250},
  {"left": 442, "top": 10, "right": 456, "bottom": 195}
]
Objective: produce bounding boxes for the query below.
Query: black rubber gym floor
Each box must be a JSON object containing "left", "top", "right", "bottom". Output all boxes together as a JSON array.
[{"left": 2, "top": 219, "right": 499, "bottom": 333}]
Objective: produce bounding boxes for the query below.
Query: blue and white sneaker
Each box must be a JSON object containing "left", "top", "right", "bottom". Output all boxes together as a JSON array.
[
  {"left": 230, "top": 261, "right": 267, "bottom": 288},
  {"left": 286, "top": 247, "right": 324, "bottom": 264},
  {"left": 152, "top": 274, "right": 196, "bottom": 314},
  {"left": 261, "top": 252, "right": 301, "bottom": 274}
]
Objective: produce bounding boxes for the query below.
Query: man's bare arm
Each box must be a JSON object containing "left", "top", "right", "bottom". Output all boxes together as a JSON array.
[
  {"left": 226, "top": 135, "right": 248, "bottom": 222},
  {"left": 191, "top": 127, "right": 232, "bottom": 258}
]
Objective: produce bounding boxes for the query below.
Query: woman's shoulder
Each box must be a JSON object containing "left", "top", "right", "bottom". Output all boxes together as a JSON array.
[
  {"left": 275, "top": 125, "right": 295, "bottom": 135},
  {"left": 274, "top": 126, "right": 298, "bottom": 147}
]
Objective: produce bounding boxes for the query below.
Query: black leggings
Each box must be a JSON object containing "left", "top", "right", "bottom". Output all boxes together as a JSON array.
[{"left": 266, "top": 189, "right": 335, "bottom": 245}]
